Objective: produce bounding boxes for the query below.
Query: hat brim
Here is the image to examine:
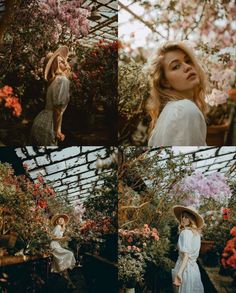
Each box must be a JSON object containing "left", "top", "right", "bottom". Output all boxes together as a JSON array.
[
  {"left": 44, "top": 46, "right": 69, "bottom": 81},
  {"left": 51, "top": 214, "right": 70, "bottom": 226},
  {"left": 173, "top": 205, "right": 204, "bottom": 229}
]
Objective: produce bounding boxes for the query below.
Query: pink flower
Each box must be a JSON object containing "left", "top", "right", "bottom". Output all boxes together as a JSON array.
[
  {"left": 205, "top": 89, "right": 229, "bottom": 106},
  {"left": 127, "top": 237, "right": 133, "bottom": 243},
  {"left": 37, "top": 176, "right": 44, "bottom": 184}
]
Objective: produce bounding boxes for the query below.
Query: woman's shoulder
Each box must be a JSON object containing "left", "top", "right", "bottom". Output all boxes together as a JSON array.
[
  {"left": 166, "top": 99, "right": 198, "bottom": 112},
  {"left": 180, "top": 227, "right": 201, "bottom": 237},
  {"left": 163, "top": 99, "right": 203, "bottom": 121},
  {"left": 180, "top": 228, "right": 194, "bottom": 237}
]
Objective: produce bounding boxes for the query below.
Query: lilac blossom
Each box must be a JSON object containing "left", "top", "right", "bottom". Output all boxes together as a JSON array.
[
  {"left": 180, "top": 171, "right": 232, "bottom": 205},
  {"left": 38, "top": 0, "right": 90, "bottom": 38}
]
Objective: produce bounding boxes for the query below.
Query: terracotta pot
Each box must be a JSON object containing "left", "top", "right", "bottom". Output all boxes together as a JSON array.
[
  {"left": 206, "top": 120, "right": 229, "bottom": 146},
  {"left": 229, "top": 88, "right": 236, "bottom": 102},
  {"left": 200, "top": 240, "right": 214, "bottom": 255}
]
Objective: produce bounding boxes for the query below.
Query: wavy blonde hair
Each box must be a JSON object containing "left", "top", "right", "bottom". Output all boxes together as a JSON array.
[
  {"left": 146, "top": 41, "right": 208, "bottom": 132},
  {"left": 178, "top": 211, "right": 201, "bottom": 235}
]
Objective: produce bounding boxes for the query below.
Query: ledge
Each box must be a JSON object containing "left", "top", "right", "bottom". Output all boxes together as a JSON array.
[{"left": 0, "top": 254, "right": 50, "bottom": 267}]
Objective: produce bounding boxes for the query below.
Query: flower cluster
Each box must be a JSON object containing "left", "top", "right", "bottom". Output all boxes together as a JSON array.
[
  {"left": 38, "top": 0, "right": 90, "bottom": 38},
  {"left": 222, "top": 207, "right": 231, "bottom": 221},
  {"left": 0, "top": 163, "right": 51, "bottom": 255},
  {"left": 119, "top": 224, "right": 160, "bottom": 255},
  {"left": 180, "top": 171, "right": 232, "bottom": 205},
  {"left": 0, "top": 85, "right": 22, "bottom": 118},
  {"left": 118, "top": 253, "right": 146, "bottom": 286},
  {"left": 80, "top": 216, "right": 114, "bottom": 239},
  {"left": 118, "top": 224, "right": 160, "bottom": 285},
  {"left": 221, "top": 226, "right": 236, "bottom": 269},
  {"left": 71, "top": 40, "right": 118, "bottom": 110},
  {"left": 205, "top": 89, "right": 229, "bottom": 107}
]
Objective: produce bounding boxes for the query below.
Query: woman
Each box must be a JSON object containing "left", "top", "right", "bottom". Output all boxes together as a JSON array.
[
  {"left": 31, "top": 46, "right": 71, "bottom": 146},
  {"left": 172, "top": 205, "right": 204, "bottom": 293},
  {"left": 147, "top": 41, "right": 208, "bottom": 146},
  {"left": 50, "top": 214, "right": 76, "bottom": 288}
]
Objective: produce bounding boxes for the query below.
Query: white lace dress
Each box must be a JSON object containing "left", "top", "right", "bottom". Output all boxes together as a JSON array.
[
  {"left": 31, "top": 75, "right": 70, "bottom": 146},
  {"left": 148, "top": 99, "right": 207, "bottom": 146},
  {"left": 172, "top": 228, "right": 204, "bottom": 293},
  {"left": 50, "top": 224, "right": 76, "bottom": 273}
]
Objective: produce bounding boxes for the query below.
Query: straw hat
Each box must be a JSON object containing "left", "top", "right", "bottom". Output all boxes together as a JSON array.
[
  {"left": 51, "top": 214, "right": 70, "bottom": 226},
  {"left": 173, "top": 205, "right": 204, "bottom": 229},
  {"left": 44, "top": 46, "right": 69, "bottom": 81}
]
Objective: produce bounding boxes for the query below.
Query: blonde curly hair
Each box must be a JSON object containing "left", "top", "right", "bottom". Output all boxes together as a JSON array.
[{"left": 146, "top": 41, "right": 208, "bottom": 132}]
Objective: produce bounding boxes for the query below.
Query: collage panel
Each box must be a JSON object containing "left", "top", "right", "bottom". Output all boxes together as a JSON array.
[
  {"left": 1, "top": 0, "right": 236, "bottom": 292},
  {"left": 0, "top": 0, "right": 118, "bottom": 146},
  {"left": 118, "top": 146, "right": 236, "bottom": 293},
  {"left": 0, "top": 146, "right": 118, "bottom": 292},
  {"left": 118, "top": 1, "right": 236, "bottom": 146}
]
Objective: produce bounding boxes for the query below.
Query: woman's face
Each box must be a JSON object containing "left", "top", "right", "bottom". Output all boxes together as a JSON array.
[
  {"left": 58, "top": 56, "right": 69, "bottom": 72},
  {"left": 181, "top": 213, "right": 190, "bottom": 226},
  {"left": 162, "top": 49, "right": 200, "bottom": 97},
  {"left": 57, "top": 217, "right": 65, "bottom": 225}
]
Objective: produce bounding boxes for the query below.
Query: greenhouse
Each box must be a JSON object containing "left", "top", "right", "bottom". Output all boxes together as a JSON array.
[
  {"left": 0, "top": 1, "right": 236, "bottom": 293},
  {"left": 0, "top": 0, "right": 118, "bottom": 146},
  {"left": 118, "top": 146, "right": 236, "bottom": 293},
  {"left": 0, "top": 146, "right": 118, "bottom": 292},
  {"left": 118, "top": 0, "right": 236, "bottom": 146}
]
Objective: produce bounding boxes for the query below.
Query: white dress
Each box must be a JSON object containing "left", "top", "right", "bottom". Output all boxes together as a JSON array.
[
  {"left": 31, "top": 75, "right": 70, "bottom": 146},
  {"left": 148, "top": 99, "right": 207, "bottom": 146},
  {"left": 50, "top": 224, "right": 76, "bottom": 273},
  {"left": 172, "top": 228, "right": 204, "bottom": 293}
]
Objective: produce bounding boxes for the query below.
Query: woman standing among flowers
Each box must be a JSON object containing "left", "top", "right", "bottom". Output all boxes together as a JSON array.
[
  {"left": 147, "top": 41, "right": 208, "bottom": 146},
  {"left": 50, "top": 214, "right": 76, "bottom": 289},
  {"left": 31, "top": 46, "right": 71, "bottom": 146},
  {"left": 172, "top": 205, "right": 204, "bottom": 293}
]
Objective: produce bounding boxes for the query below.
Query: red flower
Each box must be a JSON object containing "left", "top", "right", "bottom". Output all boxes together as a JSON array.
[
  {"left": 37, "top": 199, "right": 47, "bottom": 209},
  {"left": 222, "top": 208, "right": 230, "bottom": 220},
  {"left": 230, "top": 226, "right": 236, "bottom": 237},
  {"left": 2, "top": 85, "right": 13, "bottom": 96},
  {"left": 37, "top": 176, "right": 44, "bottom": 184}
]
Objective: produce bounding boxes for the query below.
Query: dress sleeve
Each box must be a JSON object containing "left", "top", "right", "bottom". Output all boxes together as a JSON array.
[
  {"left": 52, "top": 75, "right": 70, "bottom": 107},
  {"left": 149, "top": 100, "right": 207, "bottom": 146},
  {"left": 169, "top": 101, "right": 206, "bottom": 145},
  {"left": 52, "top": 225, "right": 62, "bottom": 237},
  {"left": 178, "top": 229, "right": 193, "bottom": 253}
]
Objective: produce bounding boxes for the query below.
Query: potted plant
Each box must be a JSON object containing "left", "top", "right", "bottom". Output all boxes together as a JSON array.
[{"left": 118, "top": 253, "right": 146, "bottom": 293}]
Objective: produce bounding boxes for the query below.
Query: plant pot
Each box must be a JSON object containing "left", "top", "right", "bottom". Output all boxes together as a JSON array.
[
  {"left": 206, "top": 121, "right": 229, "bottom": 146},
  {"left": 200, "top": 240, "right": 214, "bottom": 255},
  {"left": 229, "top": 88, "right": 236, "bottom": 103}
]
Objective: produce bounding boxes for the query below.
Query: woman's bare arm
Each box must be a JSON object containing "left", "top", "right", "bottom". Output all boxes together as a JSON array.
[
  {"left": 53, "top": 106, "right": 64, "bottom": 141},
  {"left": 178, "top": 252, "right": 189, "bottom": 276},
  {"left": 49, "top": 232, "right": 68, "bottom": 242}
]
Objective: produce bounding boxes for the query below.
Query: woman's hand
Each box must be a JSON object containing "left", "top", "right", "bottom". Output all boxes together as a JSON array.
[
  {"left": 62, "top": 236, "right": 70, "bottom": 241},
  {"left": 56, "top": 131, "right": 65, "bottom": 141},
  {"left": 173, "top": 274, "right": 182, "bottom": 286},
  {"left": 58, "top": 236, "right": 69, "bottom": 242}
]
